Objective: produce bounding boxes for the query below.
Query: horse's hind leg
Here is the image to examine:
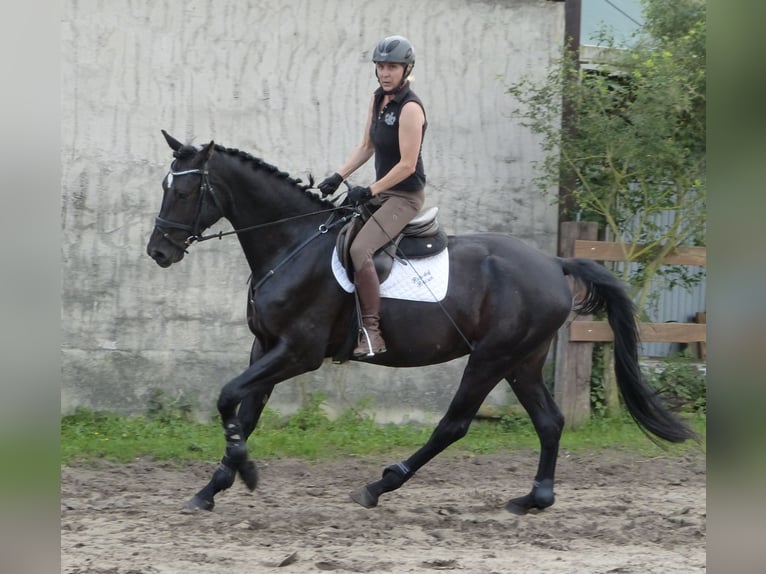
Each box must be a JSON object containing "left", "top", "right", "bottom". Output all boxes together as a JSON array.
[
  {"left": 350, "top": 355, "right": 505, "bottom": 509},
  {"left": 504, "top": 344, "right": 564, "bottom": 515}
]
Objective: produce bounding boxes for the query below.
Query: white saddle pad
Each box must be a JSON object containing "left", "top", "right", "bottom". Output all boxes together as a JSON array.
[{"left": 331, "top": 246, "right": 449, "bottom": 302}]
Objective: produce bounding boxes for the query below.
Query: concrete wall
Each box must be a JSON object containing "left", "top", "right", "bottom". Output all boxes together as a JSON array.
[{"left": 61, "top": 0, "right": 565, "bottom": 422}]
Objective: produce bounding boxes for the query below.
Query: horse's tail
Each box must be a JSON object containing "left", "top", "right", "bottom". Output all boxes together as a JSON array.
[{"left": 560, "top": 258, "right": 697, "bottom": 444}]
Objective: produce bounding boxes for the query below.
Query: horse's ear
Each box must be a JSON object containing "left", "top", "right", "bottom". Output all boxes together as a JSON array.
[
  {"left": 161, "top": 129, "right": 183, "bottom": 151},
  {"left": 202, "top": 140, "right": 215, "bottom": 160}
]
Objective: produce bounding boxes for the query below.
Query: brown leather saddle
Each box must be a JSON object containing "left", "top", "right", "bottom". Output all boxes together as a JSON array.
[{"left": 335, "top": 206, "right": 448, "bottom": 283}]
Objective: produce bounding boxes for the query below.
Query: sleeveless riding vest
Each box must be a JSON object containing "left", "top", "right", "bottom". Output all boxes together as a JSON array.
[{"left": 369, "top": 83, "right": 427, "bottom": 192}]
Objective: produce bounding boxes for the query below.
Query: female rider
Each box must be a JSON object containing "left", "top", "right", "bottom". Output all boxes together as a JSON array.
[{"left": 317, "top": 35, "right": 427, "bottom": 358}]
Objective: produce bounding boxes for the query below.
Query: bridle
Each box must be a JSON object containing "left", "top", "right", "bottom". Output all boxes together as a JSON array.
[{"left": 153, "top": 161, "right": 225, "bottom": 253}]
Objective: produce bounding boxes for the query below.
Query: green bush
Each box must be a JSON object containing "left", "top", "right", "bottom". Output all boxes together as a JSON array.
[
  {"left": 590, "top": 348, "right": 706, "bottom": 416},
  {"left": 590, "top": 344, "right": 608, "bottom": 416},
  {"left": 287, "top": 392, "right": 330, "bottom": 431},
  {"left": 145, "top": 388, "right": 195, "bottom": 423},
  {"left": 647, "top": 353, "right": 707, "bottom": 415}
]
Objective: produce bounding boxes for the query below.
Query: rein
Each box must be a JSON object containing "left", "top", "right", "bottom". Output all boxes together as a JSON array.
[
  {"left": 194, "top": 202, "right": 354, "bottom": 292},
  {"left": 193, "top": 207, "right": 350, "bottom": 244},
  {"left": 250, "top": 211, "right": 353, "bottom": 292}
]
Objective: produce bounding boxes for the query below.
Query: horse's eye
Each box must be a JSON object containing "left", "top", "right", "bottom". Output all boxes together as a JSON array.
[{"left": 173, "top": 187, "right": 193, "bottom": 199}]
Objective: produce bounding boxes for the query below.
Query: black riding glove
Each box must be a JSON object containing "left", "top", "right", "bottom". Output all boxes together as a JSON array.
[
  {"left": 347, "top": 185, "right": 373, "bottom": 205},
  {"left": 317, "top": 172, "right": 343, "bottom": 196}
]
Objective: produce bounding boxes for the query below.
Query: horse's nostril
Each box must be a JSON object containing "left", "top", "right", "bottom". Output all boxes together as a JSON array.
[{"left": 148, "top": 248, "right": 170, "bottom": 267}]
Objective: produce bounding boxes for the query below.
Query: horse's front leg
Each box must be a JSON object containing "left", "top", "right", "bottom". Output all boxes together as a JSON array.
[
  {"left": 185, "top": 388, "right": 274, "bottom": 511},
  {"left": 185, "top": 340, "right": 315, "bottom": 511},
  {"left": 220, "top": 339, "right": 275, "bottom": 494}
]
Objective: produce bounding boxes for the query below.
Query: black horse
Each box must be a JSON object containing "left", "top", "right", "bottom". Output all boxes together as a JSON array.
[{"left": 146, "top": 131, "right": 695, "bottom": 513}]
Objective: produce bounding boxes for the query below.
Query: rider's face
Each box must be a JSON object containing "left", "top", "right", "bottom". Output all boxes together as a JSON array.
[{"left": 376, "top": 62, "right": 405, "bottom": 90}]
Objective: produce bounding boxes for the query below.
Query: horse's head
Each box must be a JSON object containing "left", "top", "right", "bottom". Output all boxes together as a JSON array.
[{"left": 146, "top": 130, "right": 222, "bottom": 267}]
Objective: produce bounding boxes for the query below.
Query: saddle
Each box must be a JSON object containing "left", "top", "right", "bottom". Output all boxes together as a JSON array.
[{"left": 336, "top": 206, "right": 448, "bottom": 283}]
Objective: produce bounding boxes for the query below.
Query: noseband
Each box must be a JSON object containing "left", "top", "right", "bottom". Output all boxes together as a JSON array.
[{"left": 154, "top": 162, "right": 225, "bottom": 253}]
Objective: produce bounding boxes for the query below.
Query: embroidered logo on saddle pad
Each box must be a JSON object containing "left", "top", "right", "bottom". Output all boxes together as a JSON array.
[{"left": 331, "top": 247, "right": 449, "bottom": 302}]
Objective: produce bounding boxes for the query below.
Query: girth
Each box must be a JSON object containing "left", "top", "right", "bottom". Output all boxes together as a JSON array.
[{"left": 336, "top": 206, "right": 448, "bottom": 283}]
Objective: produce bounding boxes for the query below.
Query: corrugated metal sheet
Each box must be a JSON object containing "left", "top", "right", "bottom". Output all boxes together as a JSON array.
[{"left": 639, "top": 269, "right": 706, "bottom": 357}]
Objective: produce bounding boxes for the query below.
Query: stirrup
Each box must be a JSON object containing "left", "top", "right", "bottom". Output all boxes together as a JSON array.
[
  {"left": 355, "top": 328, "right": 375, "bottom": 358},
  {"left": 354, "top": 327, "right": 386, "bottom": 358}
]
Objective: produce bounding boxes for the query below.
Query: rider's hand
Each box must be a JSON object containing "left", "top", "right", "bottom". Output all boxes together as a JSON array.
[
  {"left": 347, "top": 185, "right": 373, "bottom": 205},
  {"left": 317, "top": 172, "right": 343, "bottom": 196}
]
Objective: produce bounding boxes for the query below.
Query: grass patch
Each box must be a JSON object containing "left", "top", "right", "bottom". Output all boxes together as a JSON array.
[{"left": 61, "top": 394, "right": 705, "bottom": 465}]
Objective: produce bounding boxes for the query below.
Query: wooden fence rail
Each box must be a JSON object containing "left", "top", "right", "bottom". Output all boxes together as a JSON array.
[
  {"left": 554, "top": 221, "right": 706, "bottom": 427},
  {"left": 573, "top": 240, "right": 707, "bottom": 266}
]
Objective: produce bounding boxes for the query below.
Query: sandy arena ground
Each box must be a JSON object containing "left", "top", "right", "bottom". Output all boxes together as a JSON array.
[{"left": 61, "top": 449, "right": 705, "bottom": 573}]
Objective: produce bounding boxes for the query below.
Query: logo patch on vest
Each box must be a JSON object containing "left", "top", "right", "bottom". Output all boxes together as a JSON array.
[{"left": 384, "top": 112, "right": 396, "bottom": 126}]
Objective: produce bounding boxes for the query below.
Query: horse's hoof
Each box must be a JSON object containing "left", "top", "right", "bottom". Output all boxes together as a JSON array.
[
  {"left": 505, "top": 496, "right": 531, "bottom": 515},
  {"left": 505, "top": 492, "right": 553, "bottom": 515},
  {"left": 185, "top": 495, "right": 215, "bottom": 511},
  {"left": 239, "top": 460, "right": 258, "bottom": 491},
  {"left": 350, "top": 487, "right": 378, "bottom": 509}
]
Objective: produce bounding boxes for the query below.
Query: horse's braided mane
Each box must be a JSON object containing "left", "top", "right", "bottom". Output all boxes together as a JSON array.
[{"left": 174, "top": 142, "right": 330, "bottom": 204}]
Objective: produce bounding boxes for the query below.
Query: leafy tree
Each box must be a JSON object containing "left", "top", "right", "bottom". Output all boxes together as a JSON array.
[{"left": 507, "top": 0, "right": 706, "bottom": 311}]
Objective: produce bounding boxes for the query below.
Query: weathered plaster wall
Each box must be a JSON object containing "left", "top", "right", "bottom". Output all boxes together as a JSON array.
[{"left": 61, "top": 0, "right": 564, "bottom": 421}]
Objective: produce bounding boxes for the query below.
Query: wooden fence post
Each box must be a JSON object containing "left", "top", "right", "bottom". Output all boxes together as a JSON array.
[
  {"left": 554, "top": 221, "right": 599, "bottom": 428},
  {"left": 694, "top": 311, "right": 706, "bottom": 359}
]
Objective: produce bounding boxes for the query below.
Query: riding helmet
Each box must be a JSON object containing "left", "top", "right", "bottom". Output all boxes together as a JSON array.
[{"left": 372, "top": 35, "right": 415, "bottom": 66}]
